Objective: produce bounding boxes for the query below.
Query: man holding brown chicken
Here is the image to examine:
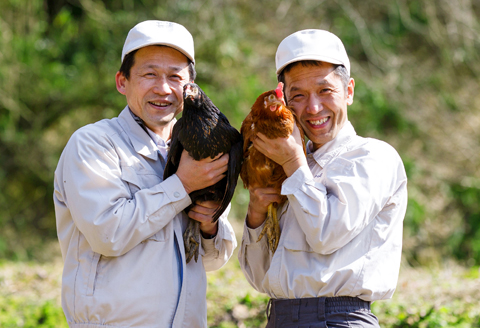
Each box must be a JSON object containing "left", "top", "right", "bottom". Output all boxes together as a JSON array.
[{"left": 239, "top": 29, "right": 408, "bottom": 327}]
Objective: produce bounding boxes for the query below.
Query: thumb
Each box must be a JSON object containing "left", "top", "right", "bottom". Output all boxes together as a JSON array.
[{"left": 292, "top": 123, "right": 303, "bottom": 145}]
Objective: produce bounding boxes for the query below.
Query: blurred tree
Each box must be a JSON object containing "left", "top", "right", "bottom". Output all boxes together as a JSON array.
[{"left": 0, "top": 0, "right": 479, "bottom": 264}]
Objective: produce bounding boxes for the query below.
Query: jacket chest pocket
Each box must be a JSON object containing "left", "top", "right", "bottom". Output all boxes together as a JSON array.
[{"left": 121, "top": 166, "right": 163, "bottom": 195}]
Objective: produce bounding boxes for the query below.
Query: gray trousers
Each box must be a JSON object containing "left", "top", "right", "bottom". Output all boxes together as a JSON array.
[{"left": 265, "top": 296, "right": 380, "bottom": 328}]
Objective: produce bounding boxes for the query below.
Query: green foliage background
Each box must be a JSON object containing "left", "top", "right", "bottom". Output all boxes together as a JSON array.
[
  {"left": 2, "top": 0, "right": 479, "bottom": 264},
  {"left": 1, "top": 0, "right": 480, "bottom": 326}
]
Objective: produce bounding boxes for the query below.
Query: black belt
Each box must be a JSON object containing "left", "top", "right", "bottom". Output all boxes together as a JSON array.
[{"left": 267, "top": 296, "right": 371, "bottom": 322}]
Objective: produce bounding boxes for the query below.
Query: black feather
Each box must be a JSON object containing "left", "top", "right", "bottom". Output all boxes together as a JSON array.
[{"left": 164, "top": 83, "right": 243, "bottom": 222}]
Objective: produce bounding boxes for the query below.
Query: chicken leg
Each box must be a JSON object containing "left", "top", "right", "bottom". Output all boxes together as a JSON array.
[
  {"left": 257, "top": 203, "right": 280, "bottom": 253},
  {"left": 183, "top": 219, "right": 201, "bottom": 263}
]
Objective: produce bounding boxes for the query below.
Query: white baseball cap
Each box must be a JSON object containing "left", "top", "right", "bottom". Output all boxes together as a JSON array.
[
  {"left": 121, "top": 20, "right": 195, "bottom": 63},
  {"left": 275, "top": 29, "right": 350, "bottom": 76}
]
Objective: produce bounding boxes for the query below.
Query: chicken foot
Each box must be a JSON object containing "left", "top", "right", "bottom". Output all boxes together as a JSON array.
[
  {"left": 183, "top": 219, "right": 201, "bottom": 263},
  {"left": 257, "top": 203, "right": 280, "bottom": 253}
]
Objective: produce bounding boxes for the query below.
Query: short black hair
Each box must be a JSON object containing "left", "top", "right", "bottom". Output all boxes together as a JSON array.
[
  {"left": 118, "top": 47, "right": 197, "bottom": 81},
  {"left": 278, "top": 60, "right": 349, "bottom": 93}
]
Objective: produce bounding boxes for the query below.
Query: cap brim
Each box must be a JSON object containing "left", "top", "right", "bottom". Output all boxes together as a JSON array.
[
  {"left": 277, "top": 54, "right": 344, "bottom": 75},
  {"left": 123, "top": 42, "right": 195, "bottom": 64}
]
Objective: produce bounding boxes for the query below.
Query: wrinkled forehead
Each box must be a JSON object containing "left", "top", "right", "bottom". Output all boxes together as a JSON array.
[
  {"left": 281, "top": 60, "right": 334, "bottom": 78},
  {"left": 284, "top": 62, "right": 337, "bottom": 90}
]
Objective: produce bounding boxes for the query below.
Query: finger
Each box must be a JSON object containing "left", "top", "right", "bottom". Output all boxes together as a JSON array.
[
  {"left": 210, "top": 161, "right": 229, "bottom": 177},
  {"left": 250, "top": 187, "right": 282, "bottom": 195},
  {"left": 209, "top": 153, "right": 224, "bottom": 162},
  {"left": 256, "top": 132, "right": 265, "bottom": 139},
  {"left": 255, "top": 132, "right": 270, "bottom": 143},
  {"left": 256, "top": 194, "right": 283, "bottom": 205},
  {"left": 252, "top": 136, "right": 268, "bottom": 154},
  {"left": 195, "top": 159, "right": 227, "bottom": 183},
  {"left": 210, "top": 173, "right": 227, "bottom": 185},
  {"left": 254, "top": 134, "right": 284, "bottom": 156},
  {"left": 204, "top": 153, "right": 228, "bottom": 163},
  {"left": 191, "top": 202, "right": 218, "bottom": 215},
  {"left": 217, "top": 153, "right": 229, "bottom": 163},
  {"left": 256, "top": 132, "right": 284, "bottom": 144},
  {"left": 211, "top": 153, "right": 229, "bottom": 167},
  {"left": 188, "top": 209, "right": 213, "bottom": 223},
  {"left": 195, "top": 200, "right": 221, "bottom": 209},
  {"left": 292, "top": 124, "right": 303, "bottom": 144},
  {"left": 250, "top": 190, "right": 282, "bottom": 206},
  {"left": 213, "top": 156, "right": 229, "bottom": 170},
  {"left": 190, "top": 205, "right": 215, "bottom": 217}
]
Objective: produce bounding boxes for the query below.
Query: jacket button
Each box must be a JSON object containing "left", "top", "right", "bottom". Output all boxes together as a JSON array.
[{"left": 174, "top": 191, "right": 180, "bottom": 198}]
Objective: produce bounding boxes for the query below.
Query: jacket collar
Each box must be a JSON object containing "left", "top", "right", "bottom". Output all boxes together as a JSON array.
[
  {"left": 117, "top": 106, "right": 161, "bottom": 160},
  {"left": 306, "top": 121, "right": 356, "bottom": 168}
]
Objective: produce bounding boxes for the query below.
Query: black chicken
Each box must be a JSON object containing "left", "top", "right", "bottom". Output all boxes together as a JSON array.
[{"left": 164, "top": 83, "right": 243, "bottom": 263}]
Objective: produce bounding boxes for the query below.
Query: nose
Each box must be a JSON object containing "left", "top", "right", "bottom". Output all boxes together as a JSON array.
[
  {"left": 153, "top": 77, "right": 173, "bottom": 95},
  {"left": 306, "top": 95, "right": 322, "bottom": 114}
]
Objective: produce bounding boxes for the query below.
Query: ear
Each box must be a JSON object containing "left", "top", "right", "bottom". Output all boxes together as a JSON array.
[
  {"left": 115, "top": 71, "right": 127, "bottom": 95},
  {"left": 346, "top": 78, "right": 355, "bottom": 106}
]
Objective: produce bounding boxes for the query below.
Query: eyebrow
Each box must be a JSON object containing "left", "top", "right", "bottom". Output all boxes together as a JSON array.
[
  {"left": 289, "top": 79, "right": 332, "bottom": 93},
  {"left": 141, "top": 64, "right": 187, "bottom": 72}
]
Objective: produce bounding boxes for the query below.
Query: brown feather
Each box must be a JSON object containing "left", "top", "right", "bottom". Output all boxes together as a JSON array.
[{"left": 240, "top": 89, "right": 305, "bottom": 194}]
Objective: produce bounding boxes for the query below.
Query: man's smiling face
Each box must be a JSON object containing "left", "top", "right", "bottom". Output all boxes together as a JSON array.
[
  {"left": 284, "top": 61, "right": 354, "bottom": 151},
  {"left": 116, "top": 45, "right": 191, "bottom": 136}
]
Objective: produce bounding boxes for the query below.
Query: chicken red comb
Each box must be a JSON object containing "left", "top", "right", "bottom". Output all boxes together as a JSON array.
[{"left": 275, "top": 82, "right": 283, "bottom": 99}]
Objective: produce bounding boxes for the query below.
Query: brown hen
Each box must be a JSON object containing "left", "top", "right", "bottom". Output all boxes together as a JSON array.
[{"left": 240, "top": 82, "right": 306, "bottom": 253}]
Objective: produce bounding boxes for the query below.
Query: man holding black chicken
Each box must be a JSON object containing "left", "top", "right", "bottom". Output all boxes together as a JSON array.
[
  {"left": 54, "top": 20, "right": 237, "bottom": 328},
  {"left": 239, "top": 30, "right": 408, "bottom": 327}
]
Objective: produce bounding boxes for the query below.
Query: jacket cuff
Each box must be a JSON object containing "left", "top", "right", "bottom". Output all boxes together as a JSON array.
[
  {"left": 200, "top": 235, "right": 215, "bottom": 256},
  {"left": 214, "top": 212, "right": 236, "bottom": 248},
  {"left": 242, "top": 219, "right": 266, "bottom": 245},
  {"left": 199, "top": 205, "right": 236, "bottom": 255},
  {"left": 281, "top": 165, "right": 314, "bottom": 195},
  {"left": 158, "top": 174, "right": 191, "bottom": 214}
]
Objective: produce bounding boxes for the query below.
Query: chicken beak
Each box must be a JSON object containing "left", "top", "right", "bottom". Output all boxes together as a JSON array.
[{"left": 184, "top": 85, "right": 198, "bottom": 100}]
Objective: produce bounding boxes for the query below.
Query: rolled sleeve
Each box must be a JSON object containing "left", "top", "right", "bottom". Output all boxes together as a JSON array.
[
  {"left": 238, "top": 219, "right": 271, "bottom": 293},
  {"left": 242, "top": 220, "right": 267, "bottom": 246}
]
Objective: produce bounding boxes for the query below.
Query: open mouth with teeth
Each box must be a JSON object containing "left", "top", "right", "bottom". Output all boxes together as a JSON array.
[
  {"left": 308, "top": 117, "right": 329, "bottom": 127},
  {"left": 149, "top": 101, "right": 171, "bottom": 108}
]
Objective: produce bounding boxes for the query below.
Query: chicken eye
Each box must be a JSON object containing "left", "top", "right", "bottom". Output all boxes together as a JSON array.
[{"left": 267, "top": 94, "right": 276, "bottom": 102}]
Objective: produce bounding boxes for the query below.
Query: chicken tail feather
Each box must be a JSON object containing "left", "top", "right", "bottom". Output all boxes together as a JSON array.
[{"left": 212, "top": 138, "right": 244, "bottom": 222}]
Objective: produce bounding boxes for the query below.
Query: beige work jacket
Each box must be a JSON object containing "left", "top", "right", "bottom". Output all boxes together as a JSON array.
[
  {"left": 239, "top": 122, "right": 407, "bottom": 301},
  {"left": 54, "top": 107, "right": 236, "bottom": 328}
]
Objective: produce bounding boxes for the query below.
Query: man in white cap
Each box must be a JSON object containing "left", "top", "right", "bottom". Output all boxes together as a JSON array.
[
  {"left": 54, "top": 20, "right": 236, "bottom": 328},
  {"left": 239, "top": 29, "right": 407, "bottom": 327}
]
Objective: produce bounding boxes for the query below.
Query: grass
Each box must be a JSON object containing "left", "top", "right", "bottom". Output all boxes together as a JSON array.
[
  {"left": 1, "top": 232, "right": 480, "bottom": 327},
  {"left": 372, "top": 261, "right": 480, "bottom": 327},
  {"left": 0, "top": 254, "right": 66, "bottom": 328}
]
